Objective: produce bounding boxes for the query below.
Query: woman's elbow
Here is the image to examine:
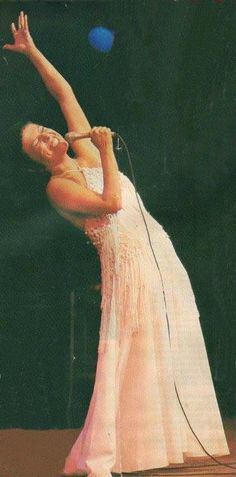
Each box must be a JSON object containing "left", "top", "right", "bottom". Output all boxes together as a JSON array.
[{"left": 108, "top": 199, "right": 122, "bottom": 214}]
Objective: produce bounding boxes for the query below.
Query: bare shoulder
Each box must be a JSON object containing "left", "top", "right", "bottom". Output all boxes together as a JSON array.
[
  {"left": 46, "top": 176, "right": 82, "bottom": 202},
  {"left": 47, "top": 175, "right": 82, "bottom": 189}
]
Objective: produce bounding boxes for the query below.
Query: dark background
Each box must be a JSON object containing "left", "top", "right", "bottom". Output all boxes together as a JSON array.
[{"left": 0, "top": 0, "right": 235, "bottom": 429}]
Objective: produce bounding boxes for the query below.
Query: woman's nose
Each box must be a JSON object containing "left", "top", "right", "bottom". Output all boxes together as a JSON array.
[{"left": 41, "top": 132, "right": 52, "bottom": 142}]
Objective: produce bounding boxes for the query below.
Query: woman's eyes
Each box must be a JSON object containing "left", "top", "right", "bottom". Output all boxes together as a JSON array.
[
  {"left": 32, "top": 133, "right": 48, "bottom": 148},
  {"left": 32, "top": 130, "right": 58, "bottom": 148},
  {"left": 32, "top": 136, "right": 45, "bottom": 149},
  {"left": 32, "top": 138, "right": 39, "bottom": 148}
]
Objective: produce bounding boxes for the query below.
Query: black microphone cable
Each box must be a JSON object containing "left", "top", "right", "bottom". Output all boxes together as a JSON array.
[{"left": 115, "top": 132, "right": 235, "bottom": 475}]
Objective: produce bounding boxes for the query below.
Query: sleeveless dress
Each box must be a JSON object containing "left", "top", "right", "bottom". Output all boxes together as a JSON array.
[{"left": 54, "top": 166, "right": 230, "bottom": 477}]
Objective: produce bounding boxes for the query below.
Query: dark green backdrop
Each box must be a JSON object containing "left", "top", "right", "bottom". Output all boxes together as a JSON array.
[{"left": 0, "top": 0, "right": 235, "bottom": 429}]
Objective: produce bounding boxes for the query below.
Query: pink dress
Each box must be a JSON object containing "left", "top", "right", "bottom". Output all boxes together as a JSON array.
[{"left": 56, "top": 166, "right": 229, "bottom": 477}]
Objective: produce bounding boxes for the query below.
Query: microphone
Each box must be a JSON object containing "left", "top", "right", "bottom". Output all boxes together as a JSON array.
[{"left": 65, "top": 130, "right": 116, "bottom": 145}]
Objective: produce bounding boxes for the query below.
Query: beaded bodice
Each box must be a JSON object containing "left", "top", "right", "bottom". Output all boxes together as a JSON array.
[{"left": 52, "top": 165, "right": 169, "bottom": 254}]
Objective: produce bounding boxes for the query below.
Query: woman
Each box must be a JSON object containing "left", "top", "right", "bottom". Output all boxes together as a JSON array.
[{"left": 4, "top": 12, "right": 230, "bottom": 477}]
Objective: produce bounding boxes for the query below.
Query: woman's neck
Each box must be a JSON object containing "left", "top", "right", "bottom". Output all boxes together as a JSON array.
[
  {"left": 47, "top": 155, "right": 80, "bottom": 176},
  {"left": 47, "top": 154, "right": 102, "bottom": 176}
]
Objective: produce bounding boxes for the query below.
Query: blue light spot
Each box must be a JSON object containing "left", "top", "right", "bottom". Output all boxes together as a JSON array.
[{"left": 88, "top": 26, "right": 114, "bottom": 53}]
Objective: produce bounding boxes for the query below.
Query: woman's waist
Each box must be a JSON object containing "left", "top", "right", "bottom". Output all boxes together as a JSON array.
[{"left": 85, "top": 210, "right": 170, "bottom": 251}]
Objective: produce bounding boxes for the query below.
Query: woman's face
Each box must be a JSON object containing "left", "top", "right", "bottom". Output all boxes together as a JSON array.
[{"left": 22, "top": 122, "right": 69, "bottom": 166}]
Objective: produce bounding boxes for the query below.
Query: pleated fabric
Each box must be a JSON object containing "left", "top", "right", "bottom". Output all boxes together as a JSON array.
[{"left": 60, "top": 167, "right": 229, "bottom": 477}]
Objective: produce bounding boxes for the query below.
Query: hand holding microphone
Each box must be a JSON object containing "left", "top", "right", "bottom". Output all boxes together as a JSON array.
[{"left": 65, "top": 126, "right": 116, "bottom": 151}]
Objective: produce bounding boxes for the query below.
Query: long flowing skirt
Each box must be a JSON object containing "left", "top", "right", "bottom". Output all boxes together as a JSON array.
[{"left": 62, "top": 227, "right": 230, "bottom": 477}]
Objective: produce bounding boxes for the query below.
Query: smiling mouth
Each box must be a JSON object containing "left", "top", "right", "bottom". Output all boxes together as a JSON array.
[{"left": 49, "top": 137, "right": 67, "bottom": 148}]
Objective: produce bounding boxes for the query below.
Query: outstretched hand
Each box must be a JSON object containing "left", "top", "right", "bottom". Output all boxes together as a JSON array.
[{"left": 3, "top": 11, "right": 36, "bottom": 55}]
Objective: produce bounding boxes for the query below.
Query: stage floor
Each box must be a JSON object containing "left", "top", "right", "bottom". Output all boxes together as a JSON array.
[{"left": 0, "top": 418, "right": 235, "bottom": 477}]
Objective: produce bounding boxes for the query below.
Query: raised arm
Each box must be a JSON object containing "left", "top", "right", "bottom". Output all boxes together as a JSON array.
[{"left": 3, "top": 11, "right": 99, "bottom": 162}]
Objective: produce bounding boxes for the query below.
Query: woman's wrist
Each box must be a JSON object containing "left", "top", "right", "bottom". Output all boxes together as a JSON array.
[
  {"left": 26, "top": 45, "right": 39, "bottom": 59},
  {"left": 99, "top": 144, "right": 114, "bottom": 158}
]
